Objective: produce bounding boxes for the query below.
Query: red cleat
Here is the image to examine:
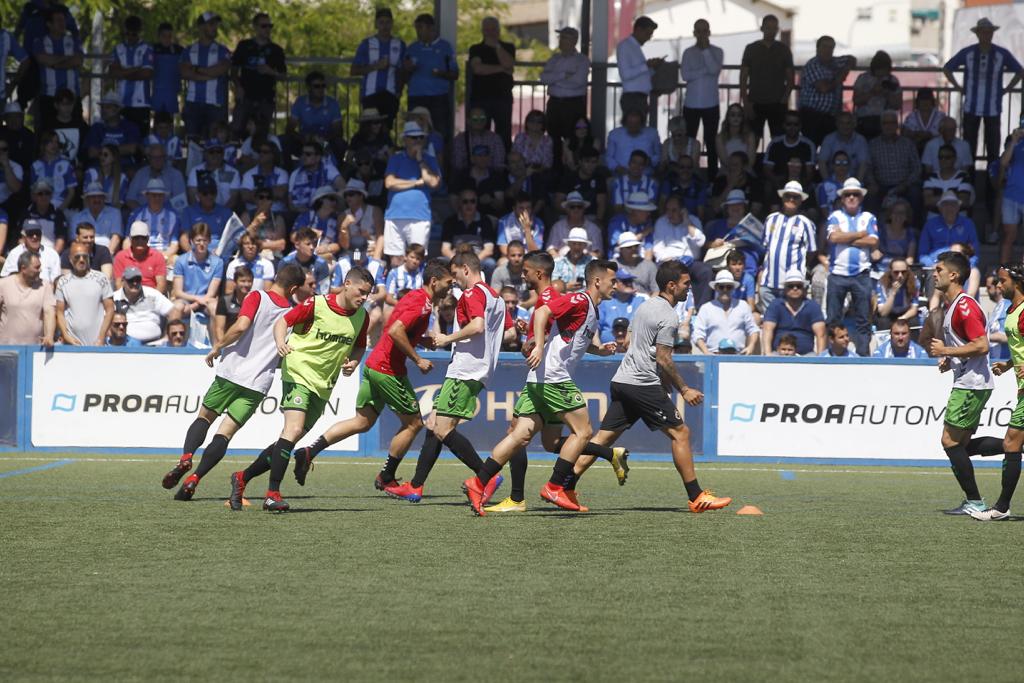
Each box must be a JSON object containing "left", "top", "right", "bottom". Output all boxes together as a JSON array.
[
  {"left": 564, "top": 489, "right": 589, "bottom": 512},
  {"left": 385, "top": 481, "right": 423, "bottom": 502},
  {"left": 162, "top": 456, "right": 192, "bottom": 489},
  {"left": 463, "top": 477, "right": 487, "bottom": 516},
  {"left": 263, "top": 490, "right": 290, "bottom": 512},
  {"left": 540, "top": 482, "right": 581, "bottom": 511},
  {"left": 228, "top": 471, "right": 247, "bottom": 511},
  {"left": 481, "top": 474, "right": 504, "bottom": 505}
]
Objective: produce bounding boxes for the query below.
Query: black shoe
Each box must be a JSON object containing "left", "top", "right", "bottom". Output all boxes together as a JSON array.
[
  {"left": 374, "top": 473, "right": 401, "bottom": 491},
  {"left": 229, "top": 471, "right": 246, "bottom": 511},
  {"left": 293, "top": 447, "right": 313, "bottom": 486},
  {"left": 162, "top": 458, "right": 192, "bottom": 489},
  {"left": 174, "top": 475, "right": 198, "bottom": 501},
  {"left": 263, "top": 493, "right": 290, "bottom": 512}
]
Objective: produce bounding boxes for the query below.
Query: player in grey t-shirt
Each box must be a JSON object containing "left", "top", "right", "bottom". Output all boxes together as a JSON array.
[
  {"left": 573, "top": 260, "right": 732, "bottom": 513},
  {"left": 55, "top": 243, "right": 114, "bottom": 345}
]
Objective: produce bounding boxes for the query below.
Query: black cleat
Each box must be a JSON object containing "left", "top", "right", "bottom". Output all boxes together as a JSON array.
[
  {"left": 263, "top": 492, "right": 290, "bottom": 512},
  {"left": 229, "top": 471, "right": 247, "bottom": 511},
  {"left": 293, "top": 447, "right": 313, "bottom": 486},
  {"left": 174, "top": 475, "right": 198, "bottom": 501},
  {"left": 162, "top": 458, "right": 192, "bottom": 489}
]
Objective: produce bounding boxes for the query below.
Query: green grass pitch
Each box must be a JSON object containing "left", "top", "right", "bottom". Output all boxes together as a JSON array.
[{"left": 2, "top": 454, "right": 1022, "bottom": 682}]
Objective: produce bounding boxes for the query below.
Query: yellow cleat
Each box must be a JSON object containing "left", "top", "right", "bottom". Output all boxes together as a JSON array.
[
  {"left": 483, "top": 496, "right": 527, "bottom": 513},
  {"left": 610, "top": 447, "right": 630, "bottom": 486}
]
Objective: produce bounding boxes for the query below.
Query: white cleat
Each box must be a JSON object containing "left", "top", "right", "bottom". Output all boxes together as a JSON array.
[{"left": 966, "top": 507, "right": 1011, "bottom": 521}]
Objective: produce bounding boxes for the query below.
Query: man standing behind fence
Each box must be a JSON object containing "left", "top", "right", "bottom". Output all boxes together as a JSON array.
[
  {"left": 404, "top": 13, "right": 458, "bottom": 143},
  {"left": 943, "top": 17, "right": 1023, "bottom": 165},
  {"left": 680, "top": 19, "right": 722, "bottom": 177},
  {"left": 469, "top": 17, "right": 516, "bottom": 152},
  {"left": 352, "top": 7, "right": 405, "bottom": 129},
  {"left": 740, "top": 14, "right": 793, "bottom": 144},
  {"left": 616, "top": 16, "right": 661, "bottom": 121},
  {"left": 230, "top": 12, "right": 287, "bottom": 139},
  {"left": 540, "top": 26, "right": 589, "bottom": 162}
]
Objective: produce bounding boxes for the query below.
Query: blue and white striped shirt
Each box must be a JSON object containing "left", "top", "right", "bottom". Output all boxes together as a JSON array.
[
  {"left": 386, "top": 265, "right": 424, "bottom": 297},
  {"left": 112, "top": 41, "right": 154, "bottom": 108},
  {"left": 129, "top": 205, "right": 181, "bottom": 253},
  {"left": 31, "top": 158, "right": 76, "bottom": 206},
  {"left": 611, "top": 174, "right": 659, "bottom": 208},
  {"left": 873, "top": 339, "right": 927, "bottom": 359},
  {"left": 144, "top": 133, "right": 184, "bottom": 161},
  {"left": 33, "top": 32, "right": 81, "bottom": 96},
  {"left": 353, "top": 36, "right": 405, "bottom": 98},
  {"left": 83, "top": 168, "right": 128, "bottom": 207},
  {"left": 496, "top": 212, "right": 545, "bottom": 247},
  {"left": 0, "top": 30, "right": 28, "bottom": 100},
  {"left": 181, "top": 41, "right": 231, "bottom": 106},
  {"left": 944, "top": 44, "right": 1022, "bottom": 117},
  {"left": 827, "top": 208, "right": 877, "bottom": 277},
  {"left": 760, "top": 212, "right": 817, "bottom": 289}
]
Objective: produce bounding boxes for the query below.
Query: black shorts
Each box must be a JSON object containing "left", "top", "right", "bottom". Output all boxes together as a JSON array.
[{"left": 600, "top": 382, "right": 684, "bottom": 432}]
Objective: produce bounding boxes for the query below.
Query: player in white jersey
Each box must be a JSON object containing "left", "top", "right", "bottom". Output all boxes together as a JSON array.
[
  {"left": 398, "top": 250, "right": 515, "bottom": 501},
  {"left": 161, "top": 263, "right": 309, "bottom": 501},
  {"left": 928, "top": 251, "right": 995, "bottom": 516},
  {"left": 463, "top": 259, "right": 619, "bottom": 515}
]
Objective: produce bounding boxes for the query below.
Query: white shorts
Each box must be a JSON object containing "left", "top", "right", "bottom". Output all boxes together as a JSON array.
[
  {"left": 383, "top": 219, "right": 431, "bottom": 257},
  {"left": 1002, "top": 197, "right": 1024, "bottom": 226}
]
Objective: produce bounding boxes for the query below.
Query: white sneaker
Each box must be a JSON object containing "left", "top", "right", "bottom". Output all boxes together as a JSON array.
[{"left": 966, "top": 507, "right": 1010, "bottom": 521}]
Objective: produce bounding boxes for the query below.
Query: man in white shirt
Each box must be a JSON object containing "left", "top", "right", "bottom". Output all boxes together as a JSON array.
[
  {"left": 540, "top": 26, "right": 589, "bottom": 147},
  {"left": 680, "top": 19, "right": 723, "bottom": 176},
  {"left": 112, "top": 265, "right": 180, "bottom": 343},
  {"left": 616, "top": 16, "right": 662, "bottom": 119},
  {"left": 692, "top": 269, "right": 759, "bottom": 354},
  {"left": 1, "top": 220, "right": 61, "bottom": 283},
  {"left": 922, "top": 116, "right": 973, "bottom": 175}
]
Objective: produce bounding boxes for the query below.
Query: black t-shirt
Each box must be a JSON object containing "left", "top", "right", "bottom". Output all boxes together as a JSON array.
[
  {"left": 711, "top": 173, "right": 764, "bottom": 208},
  {"left": 216, "top": 292, "right": 244, "bottom": 329},
  {"left": 60, "top": 244, "right": 112, "bottom": 271},
  {"left": 468, "top": 41, "right": 516, "bottom": 101},
  {"left": 450, "top": 170, "right": 505, "bottom": 205},
  {"left": 441, "top": 214, "right": 497, "bottom": 247},
  {"left": 559, "top": 169, "right": 609, "bottom": 206},
  {"left": 53, "top": 120, "right": 91, "bottom": 164},
  {"left": 766, "top": 137, "right": 816, "bottom": 173},
  {"left": 232, "top": 39, "right": 287, "bottom": 102},
  {"left": 0, "top": 126, "right": 37, "bottom": 171},
  {"left": 25, "top": 205, "right": 69, "bottom": 246}
]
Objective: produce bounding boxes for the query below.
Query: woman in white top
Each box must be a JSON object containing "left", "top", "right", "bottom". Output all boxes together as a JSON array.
[
  {"left": 653, "top": 195, "right": 706, "bottom": 263},
  {"left": 660, "top": 115, "right": 701, "bottom": 174},
  {"left": 339, "top": 178, "right": 384, "bottom": 260},
  {"left": 715, "top": 104, "right": 755, "bottom": 173}
]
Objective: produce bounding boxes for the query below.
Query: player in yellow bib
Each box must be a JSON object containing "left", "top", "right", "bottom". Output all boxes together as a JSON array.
[
  {"left": 230, "top": 265, "right": 373, "bottom": 512},
  {"left": 970, "top": 263, "right": 1024, "bottom": 520}
]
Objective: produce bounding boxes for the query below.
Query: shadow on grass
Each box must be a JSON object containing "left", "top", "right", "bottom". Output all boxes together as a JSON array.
[{"left": 277, "top": 507, "right": 374, "bottom": 514}]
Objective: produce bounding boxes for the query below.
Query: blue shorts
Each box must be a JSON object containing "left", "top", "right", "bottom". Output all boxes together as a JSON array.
[{"left": 1002, "top": 196, "right": 1024, "bottom": 226}]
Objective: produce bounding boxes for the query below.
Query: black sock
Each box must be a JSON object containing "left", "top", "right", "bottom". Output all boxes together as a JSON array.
[
  {"left": 509, "top": 448, "right": 527, "bottom": 502},
  {"left": 550, "top": 437, "right": 613, "bottom": 461},
  {"left": 442, "top": 430, "right": 483, "bottom": 473},
  {"left": 476, "top": 457, "right": 503, "bottom": 487},
  {"left": 411, "top": 434, "right": 443, "bottom": 488},
  {"left": 194, "top": 434, "right": 230, "bottom": 479},
  {"left": 549, "top": 457, "right": 575, "bottom": 487},
  {"left": 307, "top": 436, "right": 330, "bottom": 460},
  {"left": 684, "top": 478, "right": 703, "bottom": 501},
  {"left": 268, "top": 438, "right": 295, "bottom": 492},
  {"left": 379, "top": 455, "right": 403, "bottom": 483},
  {"left": 967, "top": 437, "right": 1004, "bottom": 457},
  {"left": 995, "top": 452, "right": 1022, "bottom": 513},
  {"left": 242, "top": 443, "right": 275, "bottom": 483},
  {"left": 182, "top": 418, "right": 211, "bottom": 460},
  {"left": 944, "top": 445, "right": 981, "bottom": 500}
]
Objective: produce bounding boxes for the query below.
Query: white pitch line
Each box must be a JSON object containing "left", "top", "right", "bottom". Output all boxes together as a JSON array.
[{"left": 0, "top": 456, "right": 1000, "bottom": 476}]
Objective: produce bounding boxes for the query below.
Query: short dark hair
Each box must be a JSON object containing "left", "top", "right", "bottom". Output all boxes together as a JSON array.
[
  {"left": 726, "top": 250, "right": 744, "bottom": 266},
  {"left": 154, "top": 111, "right": 173, "bottom": 126},
  {"left": 167, "top": 320, "right": 187, "bottom": 333},
  {"left": 827, "top": 323, "right": 848, "bottom": 339},
  {"left": 451, "top": 250, "right": 481, "bottom": 273},
  {"left": 124, "top": 15, "right": 142, "bottom": 32},
  {"left": 939, "top": 143, "right": 956, "bottom": 158},
  {"left": 777, "top": 334, "right": 798, "bottom": 348},
  {"left": 656, "top": 260, "right": 689, "bottom": 291},
  {"left": 506, "top": 239, "right": 525, "bottom": 253},
  {"left": 414, "top": 13, "right": 435, "bottom": 25},
  {"left": 293, "top": 227, "right": 318, "bottom": 244},
  {"left": 253, "top": 12, "right": 270, "bottom": 24},
  {"left": 579, "top": 146, "right": 600, "bottom": 160},
  {"left": 344, "top": 264, "right": 373, "bottom": 285},
  {"left": 890, "top": 318, "right": 911, "bottom": 332},
  {"left": 937, "top": 251, "right": 971, "bottom": 285},
  {"left": 76, "top": 222, "right": 95, "bottom": 234},
  {"left": 524, "top": 250, "right": 554, "bottom": 277},
  {"left": 305, "top": 71, "right": 325, "bottom": 87},
  {"left": 17, "top": 250, "right": 38, "bottom": 271},
  {"left": 158, "top": 22, "right": 173, "bottom": 32},
  {"left": 423, "top": 258, "right": 450, "bottom": 285},
  {"left": 629, "top": 150, "right": 650, "bottom": 165},
  {"left": 515, "top": 191, "right": 532, "bottom": 205},
  {"left": 405, "top": 243, "right": 426, "bottom": 258},
  {"left": 585, "top": 258, "right": 618, "bottom": 283},
  {"left": 189, "top": 222, "right": 211, "bottom": 240},
  {"left": 276, "top": 263, "right": 306, "bottom": 289}
]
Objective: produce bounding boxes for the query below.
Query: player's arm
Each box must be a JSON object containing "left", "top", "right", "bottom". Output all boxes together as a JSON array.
[
  {"left": 587, "top": 330, "right": 615, "bottom": 356},
  {"left": 656, "top": 343, "right": 701, "bottom": 406},
  {"left": 434, "top": 316, "right": 483, "bottom": 348},
  {"left": 206, "top": 314, "right": 253, "bottom": 366},
  {"left": 389, "top": 318, "right": 432, "bottom": 373},
  {"left": 526, "top": 305, "right": 552, "bottom": 368},
  {"left": 931, "top": 334, "right": 987, "bottom": 359}
]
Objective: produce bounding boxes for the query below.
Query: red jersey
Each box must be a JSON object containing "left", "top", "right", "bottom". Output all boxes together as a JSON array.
[
  {"left": 525, "top": 285, "right": 559, "bottom": 340},
  {"left": 367, "top": 288, "right": 433, "bottom": 376}
]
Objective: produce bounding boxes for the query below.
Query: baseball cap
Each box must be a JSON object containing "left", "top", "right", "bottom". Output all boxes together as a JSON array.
[
  {"left": 100, "top": 92, "right": 121, "bottom": 107},
  {"left": 31, "top": 178, "right": 53, "bottom": 193},
  {"left": 612, "top": 317, "right": 630, "bottom": 331},
  {"left": 123, "top": 266, "right": 143, "bottom": 281},
  {"left": 718, "top": 339, "right": 739, "bottom": 353},
  {"left": 724, "top": 189, "right": 747, "bottom": 206},
  {"left": 22, "top": 219, "right": 42, "bottom": 234},
  {"left": 197, "top": 176, "right": 218, "bottom": 194},
  {"left": 555, "top": 26, "right": 579, "bottom": 37},
  {"left": 203, "top": 138, "right": 224, "bottom": 151},
  {"left": 615, "top": 268, "right": 636, "bottom": 281},
  {"left": 129, "top": 221, "right": 150, "bottom": 238},
  {"left": 375, "top": 7, "right": 393, "bottom": 19}
]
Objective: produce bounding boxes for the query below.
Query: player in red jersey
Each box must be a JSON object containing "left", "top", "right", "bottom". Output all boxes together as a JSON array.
[{"left": 290, "top": 259, "right": 454, "bottom": 492}]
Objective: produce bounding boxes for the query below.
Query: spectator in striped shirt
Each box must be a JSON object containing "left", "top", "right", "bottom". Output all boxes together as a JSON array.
[
  {"left": 825, "top": 178, "right": 878, "bottom": 356},
  {"left": 943, "top": 18, "right": 1024, "bottom": 164},
  {"left": 873, "top": 319, "right": 927, "bottom": 359},
  {"left": 108, "top": 16, "right": 154, "bottom": 136},
  {"left": 179, "top": 12, "right": 231, "bottom": 139},
  {"left": 351, "top": 8, "right": 406, "bottom": 128},
  {"left": 32, "top": 8, "right": 82, "bottom": 131},
  {"left": 384, "top": 243, "right": 425, "bottom": 310},
  {"left": 796, "top": 36, "right": 854, "bottom": 146},
  {"left": 759, "top": 180, "right": 817, "bottom": 312},
  {"left": 0, "top": 28, "right": 29, "bottom": 105},
  {"left": 611, "top": 150, "right": 658, "bottom": 214}
]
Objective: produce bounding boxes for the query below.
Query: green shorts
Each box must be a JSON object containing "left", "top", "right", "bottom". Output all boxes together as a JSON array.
[
  {"left": 513, "top": 381, "right": 586, "bottom": 425},
  {"left": 356, "top": 367, "right": 420, "bottom": 416},
  {"left": 433, "top": 378, "right": 484, "bottom": 420},
  {"left": 202, "top": 376, "right": 265, "bottom": 427},
  {"left": 1010, "top": 393, "right": 1024, "bottom": 431},
  {"left": 281, "top": 381, "right": 328, "bottom": 432},
  {"left": 945, "top": 388, "right": 993, "bottom": 431}
]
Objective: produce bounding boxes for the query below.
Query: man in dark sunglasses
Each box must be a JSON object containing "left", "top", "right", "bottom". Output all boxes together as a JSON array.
[
  {"left": 230, "top": 11, "right": 286, "bottom": 137},
  {"left": 55, "top": 241, "right": 114, "bottom": 346}
]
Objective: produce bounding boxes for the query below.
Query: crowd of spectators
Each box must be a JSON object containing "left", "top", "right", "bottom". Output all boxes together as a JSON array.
[{"left": 0, "top": 8, "right": 1020, "bottom": 362}]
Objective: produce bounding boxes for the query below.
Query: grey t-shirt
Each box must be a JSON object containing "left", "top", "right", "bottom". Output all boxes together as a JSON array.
[
  {"left": 490, "top": 264, "right": 529, "bottom": 301},
  {"left": 620, "top": 259, "right": 658, "bottom": 295},
  {"left": 612, "top": 295, "right": 678, "bottom": 385},
  {"left": 56, "top": 271, "right": 113, "bottom": 344}
]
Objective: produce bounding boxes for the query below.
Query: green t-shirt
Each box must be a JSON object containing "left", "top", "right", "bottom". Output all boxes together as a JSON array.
[
  {"left": 1006, "top": 300, "right": 1024, "bottom": 391},
  {"left": 281, "top": 295, "right": 368, "bottom": 400}
]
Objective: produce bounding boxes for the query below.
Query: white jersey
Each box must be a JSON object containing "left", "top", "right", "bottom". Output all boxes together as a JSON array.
[
  {"left": 216, "top": 289, "right": 291, "bottom": 393},
  {"left": 446, "top": 282, "right": 509, "bottom": 384},
  {"left": 942, "top": 291, "right": 994, "bottom": 391},
  {"left": 528, "top": 292, "right": 598, "bottom": 384}
]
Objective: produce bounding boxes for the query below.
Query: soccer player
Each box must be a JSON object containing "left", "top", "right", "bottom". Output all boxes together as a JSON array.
[
  {"left": 229, "top": 265, "right": 374, "bottom": 512},
  {"left": 572, "top": 261, "right": 732, "bottom": 513},
  {"left": 929, "top": 250, "right": 995, "bottom": 516},
  {"left": 463, "top": 259, "right": 620, "bottom": 515},
  {"left": 969, "top": 262, "right": 1024, "bottom": 521},
  {"left": 385, "top": 250, "right": 514, "bottom": 502},
  {"left": 162, "top": 263, "right": 308, "bottom": 498},
  {"left": 289, "top": 259, "right": 454, "bottom": 490}
]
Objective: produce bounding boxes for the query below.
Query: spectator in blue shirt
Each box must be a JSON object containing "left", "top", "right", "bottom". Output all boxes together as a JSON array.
[
  {"left": 598, "top": 269, "right": 649, "bottom": 343},
  {"left": 180, "top": 176, "right": 233, "bottom": 252},
  {"left": 128, "top": 178, "right": 182, "bottom": 255},
  {"left": 497, "top": 192, "right": 544, "bottom": 256},
  {"left": 918, "top": 191, "right": 980, "bottom": 269},
  {"left": 818, "top": 323, "right": 859, "bottom": 358},
  {"left": 762, "top": 267, "right": 826, "bottom": 355},
  {"left": 281, "top": 227, "right": 331, "bottom": 294},
  {"left": 85, "top": 92, "right": 141, "bottom": 164},
  {"left": 383, "top": 121, "right": 441, "bottom": 264},
  {"left": 151, "top": 23, "right": 183, "bottom": 115},
  {"left": 998, "top": 127, "right": 1024, "bottom": 264},
  {"left": 351, "top": 8, "right": 405, "bottom": 127},
  {"left": 606, "top": 108, "right": 661, "bottom": 175},
  {"left": 825, "top": 177, "right": 878, "bottom": 356},
  {"left": 288, "top": 71, "right": 343, "bottom": 141},
  {"left": 404, "top": 13, "right": 458, "bottom": 141},
  {"left": 172, "top": 222, "right": 224, "bottom": 329},
  {"left": 986, "top": 271, "right": 1010, "bottom": 361},
  {"left": 292, "top": 186, "right": 341, "bottom": 263},
  {"left": 658, "top": 156, "right": 707, "bottom": 219},
  {"left": 74, "top": 182, "right": 124, "bottom": 252},
  {"left": 873, "top": 319, "right": 927, "bottom": 358},
  {"left": 608, "top": 191, "right": 656, "bottom": 259}
]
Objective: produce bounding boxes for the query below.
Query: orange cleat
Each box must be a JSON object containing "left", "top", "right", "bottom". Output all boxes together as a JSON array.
[
  {"left": 540, "top": 482, "right": 581, "bottom": 511},
  {"left": 564, "top": 489, "right": 589, "bottom": 512},
  {"left": 463, "top": 477, "right": 487, "bottom": 516},
  {"left": 688, "top": 490, "right": 732, "bottom": 513}
]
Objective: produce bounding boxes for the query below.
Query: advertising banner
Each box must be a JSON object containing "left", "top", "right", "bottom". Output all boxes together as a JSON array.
[
  {"left": 716, "top": 361, "right": 1017, "bottom": 460},
  {"left": 30, "top": 351, "right": 360, "bottom": 451}
]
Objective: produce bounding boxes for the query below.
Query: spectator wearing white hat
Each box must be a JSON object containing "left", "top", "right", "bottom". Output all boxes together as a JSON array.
[
  {"left": 540, "top": 26, "right": 589, "bottom": 146},
  {"left": 85, "top": 91, "right": 141, "bottom": 163},
  {"left": 125, "top": 142, "right": 187, "bottom": 210},
  {"left": 0, "top": 250, "right": 55, "bottom": 346},
  {"left": 72, "top": 181, "right": 124, "bottom": 252},
  {"left": 383, "top": 120, "right": 441, "bottom": 265},
  {"left": 128, "top": 178, "right": 181, "bottom": 256},
  {"left": 825, "top": 177, "right": 877, "bottom": 356},
  {"left": 547, "top": 191, "right": 603, "bottom": 257},
  {"left": 339, "top": 178, "right": 383, "bottom": 259},
  {"left": 761, "top": 267, "right": 826, "bottom": 355},
  {"left": 112, "top": 264, "right": 179, "bottom": 344},
  {"left": 692, "top": 269, "right": 759, "bottom": 355},
  {"left": 552, "top": 227, "right": 595, "bottom": 292},
  {"left": 608, "top": 191, "right": 657, "bottom": 259},
  {"left": 614, "top": 231, "right": 658, "bottom": 296},
  {"left": 179, "top": 11, "right": 232, "bottom": 138},
  {"left": 23, "top": 178, "right": 69, "bottom": 253},
  {"left": 759, "top": 180, "right": 817, "bottom": 311},
  {"left": 919, "top": 192, "right": 981, "bottom": 298},
  {"left": 0, "top": 220, "right": 61, "bottom": 283},
  {"left": 112, "top": 221, "right": 168, "bottom": 290},
  {"left": 55, "top": 241, "right": 114, "bottom": 346},
  {"left": 704, "top": 188, "right": 749, "bottom": 244}
]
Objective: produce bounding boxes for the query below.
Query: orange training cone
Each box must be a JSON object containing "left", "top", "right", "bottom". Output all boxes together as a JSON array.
[{"left": 736, "top": 505, "right": 763, "bottom": 516}]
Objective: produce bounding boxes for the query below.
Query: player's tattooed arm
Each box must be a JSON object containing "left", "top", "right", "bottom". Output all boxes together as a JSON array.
[{"left": 656, "top": 343, "right": 702, "bottom": 406}]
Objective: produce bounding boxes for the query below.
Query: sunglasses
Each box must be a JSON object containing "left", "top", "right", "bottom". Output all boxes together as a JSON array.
[
  {"left": 25, "top": 231, "right": 42, "bottom": 238},
  {"left": 71, "top": 254, "right": 89, "bottom": 261},
  {"left": 785, "top": 283, "right": 804, "bottom": 289},
  {"left": 169, "top": 330, "right": 185, "bottom": 337},
  {"left": 125, "top": 278, "right": 142, "bottom": 285},
  {"left": 714, "top": 285, "right": 734, "bottom": 291},
  {"left": 111, "top": 322, "right": 127, "bottom": 327}
]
